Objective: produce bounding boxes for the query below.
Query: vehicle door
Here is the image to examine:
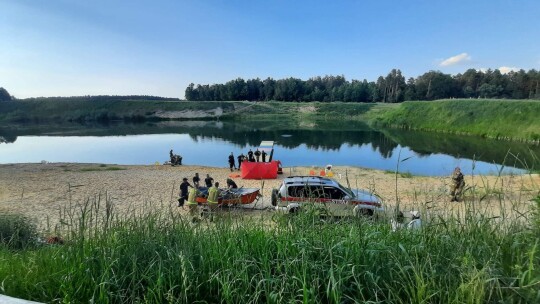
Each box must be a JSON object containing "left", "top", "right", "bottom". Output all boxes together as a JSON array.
[{"left": 319, "top": 186, "right": 350, "bottom": 216}]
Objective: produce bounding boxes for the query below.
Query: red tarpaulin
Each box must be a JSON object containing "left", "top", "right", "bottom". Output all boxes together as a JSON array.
[{"left": 241, "top": 161, "right": 279, "bottom": 179}]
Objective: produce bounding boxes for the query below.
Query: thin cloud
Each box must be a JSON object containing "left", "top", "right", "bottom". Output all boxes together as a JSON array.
[
  {"left": 439, "top": 53, "right": 471, "bottom": 67},
  {"left": 498, "top": 66, "right": 519, "bottom": 74},
  {"left": 475, "top": 66, "right": 520, "bottom": 74}
]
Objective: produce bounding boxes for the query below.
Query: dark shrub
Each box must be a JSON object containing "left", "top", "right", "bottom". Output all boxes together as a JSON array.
[{"left": 0, "top": 214, "right": 38, "bottom": 249}]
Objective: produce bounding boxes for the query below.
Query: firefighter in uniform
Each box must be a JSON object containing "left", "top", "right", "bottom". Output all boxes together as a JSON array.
[
  {"left": 450, "top": 167, "right": 465, "bottom": 202},
  {"left": 207, "top": 182, "right": 220, "bottom": 221},
  {"left": 187, "top": 187, "right": 200, "bottom": 222}
]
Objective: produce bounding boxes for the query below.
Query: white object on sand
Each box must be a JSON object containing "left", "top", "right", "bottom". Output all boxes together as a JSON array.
[{"left": 0, "top": 294, "right": 43, "bottom": 304}]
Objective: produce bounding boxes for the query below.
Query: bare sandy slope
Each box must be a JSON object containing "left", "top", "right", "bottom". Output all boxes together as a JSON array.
[{"left": 0, "top": 163, "right": 538, "bottom": 230}]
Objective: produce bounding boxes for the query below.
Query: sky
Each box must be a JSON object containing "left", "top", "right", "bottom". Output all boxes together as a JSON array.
[{"left": 1, "top": 0, "right": 540, "bottom": 99}]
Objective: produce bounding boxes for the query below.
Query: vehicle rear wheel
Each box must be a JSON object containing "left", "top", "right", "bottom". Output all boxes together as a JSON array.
[{"left": 271, "top": 189, "right": 279, "bottom": 206}]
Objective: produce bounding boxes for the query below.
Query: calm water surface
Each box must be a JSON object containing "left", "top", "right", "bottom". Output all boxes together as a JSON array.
[{"left": 1, "top": 121, "right": 538, "bottom": 176}]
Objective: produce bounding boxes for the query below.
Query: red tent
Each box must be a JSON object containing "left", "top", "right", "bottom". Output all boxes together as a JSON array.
[
  {"left": 241, "top": 161, "right": 279, "bottom": 179},
  {"left": 240, "top": 141, "right": 280, "bottom": 179}
]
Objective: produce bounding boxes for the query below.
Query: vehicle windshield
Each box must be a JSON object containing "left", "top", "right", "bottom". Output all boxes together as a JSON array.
[{"left": 337, "top": 182, "right": 355, "bottom": 197}]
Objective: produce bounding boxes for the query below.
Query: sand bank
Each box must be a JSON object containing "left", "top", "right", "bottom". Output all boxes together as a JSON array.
[{"left": 0, "top": 163, "right": 538, "bottom": 230}]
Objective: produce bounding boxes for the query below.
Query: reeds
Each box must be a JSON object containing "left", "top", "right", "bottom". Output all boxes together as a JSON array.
[
  {"left": 0, "top": 167, "right": 539, "bottom": 303},
  {"left": 0, "top": 197, "right": 538, "bottom": 303}
]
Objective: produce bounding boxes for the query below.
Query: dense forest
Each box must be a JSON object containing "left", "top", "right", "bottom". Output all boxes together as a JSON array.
[{"left": 185, "top": 69, "right": 540, "bottom": 102}]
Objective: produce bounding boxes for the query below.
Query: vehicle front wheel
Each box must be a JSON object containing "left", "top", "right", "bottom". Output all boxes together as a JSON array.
[
  {"left": 354, "top": 207, "right": 374, "bottom": 217},
  {"left": 289, "top": 206, "right": 300, "bottom": 214}
]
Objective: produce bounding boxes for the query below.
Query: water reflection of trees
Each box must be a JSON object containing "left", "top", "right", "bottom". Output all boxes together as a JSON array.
[
  {"left": 381, "top": 129, "right": 540, "bottom": 170},
  {"left": 0, "top": 135, "right": 17, "bottom": 144},
  {"left": 191, "top": 128, "right": 398, "bottom": 159},
  {"left": 2, "top": 121, "right": 538, "bottom": 170}
]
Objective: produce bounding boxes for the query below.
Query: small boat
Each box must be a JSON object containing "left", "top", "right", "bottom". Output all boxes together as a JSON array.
[{"left": 195, "top": 187, "right": 261, "bottom": 205}]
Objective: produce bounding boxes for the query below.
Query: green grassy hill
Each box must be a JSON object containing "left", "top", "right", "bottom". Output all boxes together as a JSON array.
[
  {"left": 369, "top": 99, "right": 540, "bottom": 143},
  {"left": 0, "top": 99, "right": 240, "bottom": 123}
]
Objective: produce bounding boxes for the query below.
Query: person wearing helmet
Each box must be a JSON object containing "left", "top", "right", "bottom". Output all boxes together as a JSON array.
[
  {"left": 207, "top": 182, "right": 220, "bottom": 221},
  {"left": 450, "top": 167, "right": 465, "bottom": 202},
  {"left": 187, "top": 186, "right": 200, "bottom": 222}
]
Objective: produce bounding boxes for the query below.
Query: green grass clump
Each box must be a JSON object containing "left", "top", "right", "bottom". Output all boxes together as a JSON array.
[
  {"left": 399, "top": 171, "right": 413, "bottom": 178},
  {"left": 0, "top": 214, "right": 38, "bottom": 250},
  {"left": 384, "top": 170, "right": 413, "bottom": 178},
  {"left": 0, "top": 196, "right": 539, "bottom": 303}
]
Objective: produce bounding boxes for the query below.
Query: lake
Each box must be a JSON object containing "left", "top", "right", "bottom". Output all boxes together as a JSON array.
[{"left": 1, "top": 120, "right": 538, "bottom": 176}]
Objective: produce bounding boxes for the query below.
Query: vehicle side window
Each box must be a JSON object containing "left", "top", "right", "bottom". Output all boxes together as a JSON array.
[
  {"left": 287, "top": 184, "right": 348, "bottom": 199},
  {"left": 287, "top": 186, "right": 304, "bottom": 197},
  {"left": 324, "top": 186, "right": 346, "bottom": 199},
  {"left": 306, "top": 186, "right": 324, "bottom": 198}
]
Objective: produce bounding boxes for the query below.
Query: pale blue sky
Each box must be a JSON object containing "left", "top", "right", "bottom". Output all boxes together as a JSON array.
[{"left": 1, "top": 0, "right": 539, "bottom": 98}]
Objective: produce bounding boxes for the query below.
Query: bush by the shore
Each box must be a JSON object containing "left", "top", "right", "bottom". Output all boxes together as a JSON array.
[{"left": 0, "top": 214, "right": 38, "bottom": 250}]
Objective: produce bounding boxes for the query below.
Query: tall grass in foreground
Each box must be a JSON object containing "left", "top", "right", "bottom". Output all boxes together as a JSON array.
[{"left": 0, "top": 192, "right": 539, "bottom": 303}]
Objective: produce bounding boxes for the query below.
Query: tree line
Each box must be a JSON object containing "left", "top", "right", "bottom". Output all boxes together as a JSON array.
[
  {"left": 185, "top": 69, "right": 540, "bottom": 102},
  {"left": 0, "top": 91, "right": 180, "bottom": 103},
  {"left": 0, "top": 87, "right": 12, "bottom": 101},
  {"left": 21, "top": 95, "right": 180, "bottom": 102}
]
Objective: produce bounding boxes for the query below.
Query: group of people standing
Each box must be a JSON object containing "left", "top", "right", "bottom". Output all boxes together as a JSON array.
[
  {"left": 178, "top": 172, "right": 239, "bottom": 222},
  {"left": 228, "top": 149, "right": 269, "bottom": 172}
]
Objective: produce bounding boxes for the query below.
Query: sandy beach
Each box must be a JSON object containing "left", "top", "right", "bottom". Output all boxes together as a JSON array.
[{"left": 1, "top": 163, "right": 538, "bottom": 230}]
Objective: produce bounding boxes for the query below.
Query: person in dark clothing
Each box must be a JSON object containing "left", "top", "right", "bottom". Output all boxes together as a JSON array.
[
  {"left": 254, "top": 149, "right": 261, "bottom": 162},
  {"left": 237, "top": 153, "right": 245, "bottom": 170},
  {"left": 193, "top": 173, "right": 201, "bottom": 188},
  {"left": 178, "top": 178, "right": 193, "bottom": 207},
  {"left": 247, "top": 149, "right": 254, "bottom": 162},
  {"left": 226, "top": 178, "right": 238, "bottom": 189},
  {"left": 261, "top": 150, "right": 267, "bottom": 162},
  {"left": 204, "top": 174, "right": 214, "bottom": 188},
  {"left": 169, "top": 149, "right": 182, "bottom": 166},
  {"left": 228, "top": 152, "right": 236, "bottom": 172}
]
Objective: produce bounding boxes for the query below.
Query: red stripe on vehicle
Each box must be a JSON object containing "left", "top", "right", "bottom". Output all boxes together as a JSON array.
[{"left": 280, "top": 197, "right": 380, "bottom": 207}]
